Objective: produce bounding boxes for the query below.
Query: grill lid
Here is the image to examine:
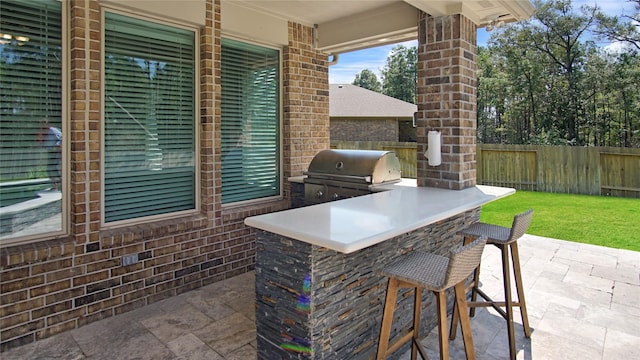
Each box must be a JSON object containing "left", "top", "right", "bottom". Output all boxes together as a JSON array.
[{"left": 305, "top": 149, "right": 402, "bottom": 184}]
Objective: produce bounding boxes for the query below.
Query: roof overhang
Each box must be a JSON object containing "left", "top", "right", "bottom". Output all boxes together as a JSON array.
[
  {"left": 405, "top": 0, "right": 534, "bottom": 25},
  {"left": 315, "top": 2, "right": 419, "bottom": 54},
  {"left": 234, "top": 0, "right": 534, "bottom": 54}
]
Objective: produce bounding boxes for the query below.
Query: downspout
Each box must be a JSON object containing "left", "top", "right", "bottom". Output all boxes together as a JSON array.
[
  {"left": 314, "top": 24, "right": 339, "bottom": 65},
  {"left": 328, "top": 53, "right": 339, "bottom": 66}
]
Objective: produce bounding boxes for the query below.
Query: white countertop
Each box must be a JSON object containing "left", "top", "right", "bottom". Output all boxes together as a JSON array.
[{"left": 244, "top": 182, "right": 514, "bottom": 253}]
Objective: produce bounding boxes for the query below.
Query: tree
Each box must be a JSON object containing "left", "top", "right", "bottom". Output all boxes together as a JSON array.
[
  {"left": 350, "top": 1, "right": 640, "bottom": 148},
  {"left": 490, "top": 25, "right": 550, "bottom": 144},
  {"left": 380, "top": 45, "right": 417, "bottom": 103},
  {"left": 606, "top": 52, "right": 640, "bottom": 147},
  {"left": 477, "top": 0, "right": 640, "bottom": 147},
  {"left": 593, "top": 0, "right": 640, "bottom": 51},
  {"left": 477, "top": 46, "right": 510, "bottom": 144},
  {"left": 352, "top": 69, "right": 381, "bottom": 92},
  {"left": 523, "top": 0, "right": 598, "bottom": 144}
]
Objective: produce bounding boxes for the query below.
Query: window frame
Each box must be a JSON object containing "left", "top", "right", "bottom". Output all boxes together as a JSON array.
[
  {"left": 100, "top": 7, "right": 200, "bottom": 228},
  {"left": 220, "top": 34, "right": 283, "bottom": 208},
  {"left": 0, "top": 0, "right": 68, "bottom": 247}
]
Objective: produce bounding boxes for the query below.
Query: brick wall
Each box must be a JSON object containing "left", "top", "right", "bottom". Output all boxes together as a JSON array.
[
  {"left": 1, "top": 0, "right": 325, "bottom": 351},
  {"left": 416, "top": 12, "right": 477, "bottom": 190},
  {"left": 331, "top": 118, "right": 399, "bottom": 142},
  {"left": 282, "top": 22, "right": 330, "bottom": 198}
]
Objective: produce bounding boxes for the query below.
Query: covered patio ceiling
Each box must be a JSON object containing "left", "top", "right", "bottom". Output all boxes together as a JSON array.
[{"left": 234, "top": 0, "right": 535, "bottom": 53}]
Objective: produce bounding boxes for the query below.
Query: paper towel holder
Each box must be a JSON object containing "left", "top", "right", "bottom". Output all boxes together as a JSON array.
[{"left": 424, "top": 130, "right": 442, "bottom": 166}]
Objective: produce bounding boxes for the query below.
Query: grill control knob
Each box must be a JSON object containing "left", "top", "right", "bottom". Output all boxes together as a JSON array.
[
  {"left": 315, "top": 190, "right": 324, "bottom": 199},
  {"left": 332, "top": 193, "right": 340, "bottom": 200}
]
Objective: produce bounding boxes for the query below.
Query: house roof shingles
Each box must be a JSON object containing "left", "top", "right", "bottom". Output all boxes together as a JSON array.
[{"left": 329, "top": 84, "right": 417, "bottom": 118}]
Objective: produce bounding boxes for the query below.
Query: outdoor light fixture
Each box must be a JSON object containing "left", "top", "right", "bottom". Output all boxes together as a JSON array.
[{"left": 485, "top": 15, "right": 505, "bottom": 32}]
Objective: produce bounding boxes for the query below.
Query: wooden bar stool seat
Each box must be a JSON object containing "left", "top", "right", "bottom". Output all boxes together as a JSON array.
[
  {"left": 450, "top": 209, "right": 533, "bottom": 360},
  {"left": 376, "top": 236, "right": 488, "bottom": 360}
]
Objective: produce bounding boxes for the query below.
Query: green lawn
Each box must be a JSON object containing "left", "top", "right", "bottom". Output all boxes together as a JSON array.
[{"left": 480, "top": 191, "right": 640, "bottom": 252}]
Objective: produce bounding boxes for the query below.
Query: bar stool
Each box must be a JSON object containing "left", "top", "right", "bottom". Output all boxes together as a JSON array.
[
  {"left": 449, "top": 209, "right": 533, "bottom": 360},
  {"left": 376, "top": 236, "right": 488, "bottom": 360}
]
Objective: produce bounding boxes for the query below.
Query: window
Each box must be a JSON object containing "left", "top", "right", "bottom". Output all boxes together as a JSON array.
[
  {"left": 0, "top": 0, "right": 64, "bottom": 244},
  {"left": 103, "top": 11, "right": 197, "bottom": 223},
  {"left": 221, "top": 38, "right": 280, "bottom": 204}
]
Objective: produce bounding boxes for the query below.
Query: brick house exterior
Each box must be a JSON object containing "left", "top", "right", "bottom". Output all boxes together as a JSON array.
[
  {"left": 0, "top": 0, "right": 533, "bottom": 352},
  {"left": 1, "top": 0, "right": 327, "bottom": 350},
  {"left": 329, "top": 84, "right": 417, "bottom": 142}
]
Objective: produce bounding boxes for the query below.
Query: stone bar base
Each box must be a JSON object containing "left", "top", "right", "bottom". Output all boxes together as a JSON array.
[{"left": 255, "top": 208, "right": 479, "bottom": 359}]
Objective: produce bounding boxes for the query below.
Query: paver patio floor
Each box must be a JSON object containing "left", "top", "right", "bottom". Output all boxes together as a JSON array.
[{"left": 3, "top": 234, "right": 639, "bottom": 359}]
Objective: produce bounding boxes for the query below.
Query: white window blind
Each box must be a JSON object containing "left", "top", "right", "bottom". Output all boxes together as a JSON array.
[
  {"left": 0, "top": 0, "right": 63, "bottom": 240},
  {"left": 221, "top": 38, "right": 280, "bottom": 204},
  {"left": 104, "top": 12, "right": 196, "bottom": 223}
]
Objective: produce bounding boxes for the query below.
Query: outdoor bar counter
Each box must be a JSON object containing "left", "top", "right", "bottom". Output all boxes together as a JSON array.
[{"left": 245, "top": 182, "right": 514, "bottom": 359}]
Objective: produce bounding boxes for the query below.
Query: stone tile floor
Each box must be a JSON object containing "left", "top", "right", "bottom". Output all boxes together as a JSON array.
[{"left": 3, "top": 234, "right": 639, "bottom": 359}]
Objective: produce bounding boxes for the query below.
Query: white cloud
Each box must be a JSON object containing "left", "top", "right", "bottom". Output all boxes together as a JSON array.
[
  {"left": 329, "top": 40, "right": 418, "bottom": 84},
  {"left": 328, "top": 47, "right": 388, "bottom": 84},
  {"left": 329, "top": 63, "right": 379, "bottom": 84},
  {"left": 604, "top": 40, "right": 631, "bottom": 53}
]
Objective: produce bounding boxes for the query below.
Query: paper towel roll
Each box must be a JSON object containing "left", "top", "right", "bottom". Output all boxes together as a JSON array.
[{"left": 426, "top": 131, "right": 441, "bottom": 166}]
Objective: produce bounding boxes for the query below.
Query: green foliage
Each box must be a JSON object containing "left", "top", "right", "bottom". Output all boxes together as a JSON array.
[
  {"left": 349, "top": 1, "right": 640, "bottom": 147},
  {"left": 380, "top": 45, "right": 417, "bottom": 103},
  {"left": 352, "top": 69, "right": 381, "bottom": 92},
  {"left": 592, "top": 0, "right": 640, "bottom": 51},
  {"left": 478, "top": 0, "right": 640, "bottom": 147},
  {"left": 480, "top": 191, "right": 640, "bottom": 251}
]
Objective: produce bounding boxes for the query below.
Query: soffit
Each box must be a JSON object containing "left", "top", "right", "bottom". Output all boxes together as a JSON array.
[
  {"left": 405, "top": 0, "right": 535, "bottom": 24},
  {"left": 234, "top": 0, "right": 534, "bottom": 53}
]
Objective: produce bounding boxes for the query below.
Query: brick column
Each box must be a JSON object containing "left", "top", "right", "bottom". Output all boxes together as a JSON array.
[
  {"left": 69, "top": 0, "right": 101, "bottom": 244},
  {"left": 416, "top": 12, "right": 477, "bottom": 190},
  {"left": 203, "top": 0, "right": 218, "bottom": 221},
  {"left": 282, "top": 22, "right": 330, "bottom": 200}
]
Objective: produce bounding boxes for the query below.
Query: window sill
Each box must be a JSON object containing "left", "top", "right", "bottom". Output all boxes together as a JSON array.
[
  {"left": 221, "top": 197, "right": 289, "bottom": 222},
  {"left": 1, "top": 235, "right": 75, "bottom": 268},
  {"left": 100, "top": 214, "right": 209, "bottom": 241}
]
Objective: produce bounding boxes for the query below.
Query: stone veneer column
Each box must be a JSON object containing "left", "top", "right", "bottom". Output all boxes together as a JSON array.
[{"left": 416, "top": 12, "right": 477, "bottom": 190}]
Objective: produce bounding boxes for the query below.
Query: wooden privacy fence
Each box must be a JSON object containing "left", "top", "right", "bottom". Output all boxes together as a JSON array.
[
  {"left": 331, "top": 141, "right": 640, "bottom": 198},
  {"left": 477, "top": 145, "right": 640, "bottom": 198}
]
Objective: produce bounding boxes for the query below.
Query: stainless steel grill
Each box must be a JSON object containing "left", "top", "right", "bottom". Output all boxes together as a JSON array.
[{"left": 304, "top": 149, "right": 402, "bottom": 204}]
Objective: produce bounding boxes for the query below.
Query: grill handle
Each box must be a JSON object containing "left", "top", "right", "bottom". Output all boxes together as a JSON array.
[{"left": 303, "top": 171, "right": 372, "bottom": 184}]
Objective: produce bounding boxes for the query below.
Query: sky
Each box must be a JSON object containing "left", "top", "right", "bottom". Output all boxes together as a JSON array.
[{"left": 328, "top": 0, "right": 638, "bottom": 84}]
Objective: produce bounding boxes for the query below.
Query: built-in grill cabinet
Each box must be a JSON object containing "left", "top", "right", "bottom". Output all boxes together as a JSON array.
[{"left": 303, "top": 149, "right": 402, "bottom": 205}]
